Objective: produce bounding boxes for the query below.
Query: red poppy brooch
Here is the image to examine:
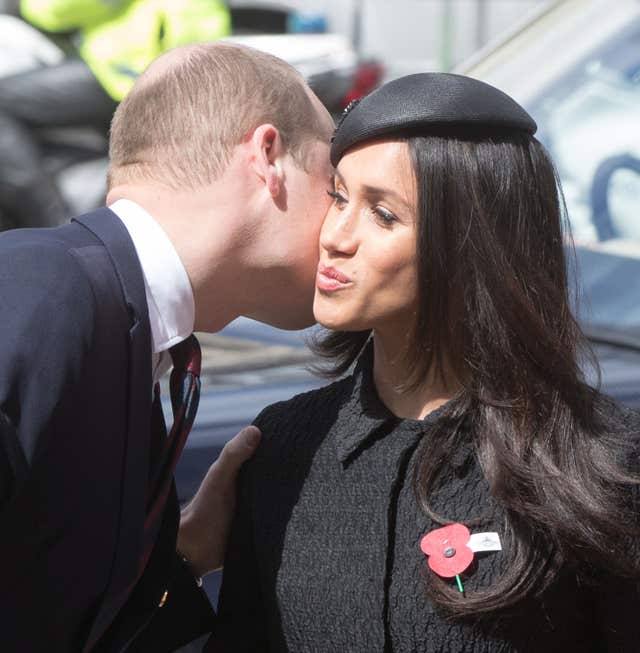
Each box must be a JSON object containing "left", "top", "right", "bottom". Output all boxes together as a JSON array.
[{"left": 420, "top": 524, "right": 502, "bottom": 593}]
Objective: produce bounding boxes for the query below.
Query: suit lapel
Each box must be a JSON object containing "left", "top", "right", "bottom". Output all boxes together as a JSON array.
[{"left": 74, "top": 209, "right": 153, "bottom": 652}]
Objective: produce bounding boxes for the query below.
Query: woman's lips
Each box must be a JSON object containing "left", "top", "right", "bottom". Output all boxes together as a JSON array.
[{"left": 316, "top": 263, "right": 352, "bottom": 291}]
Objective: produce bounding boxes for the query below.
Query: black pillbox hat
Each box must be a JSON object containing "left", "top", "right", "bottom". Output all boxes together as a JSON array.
[{"left": 330, "top": 72, "right": 537, "bottom": 166}]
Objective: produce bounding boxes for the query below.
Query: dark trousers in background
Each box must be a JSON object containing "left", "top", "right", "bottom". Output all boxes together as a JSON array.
[{"left": 0, "top": 59, "right": 117, "bottom": 227}]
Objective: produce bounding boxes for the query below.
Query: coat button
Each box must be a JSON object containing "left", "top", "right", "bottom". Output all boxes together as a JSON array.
[{"left": 158, "top": 590, "right": 169, "bottom": 607}]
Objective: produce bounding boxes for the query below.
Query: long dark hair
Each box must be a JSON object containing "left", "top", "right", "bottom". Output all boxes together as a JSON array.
[{"left": 312, "top": 130, "right": 640, "bottom": 616}]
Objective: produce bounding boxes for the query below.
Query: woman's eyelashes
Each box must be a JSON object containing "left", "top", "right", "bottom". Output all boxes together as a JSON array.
[
  {"left": 327, "top": 189, "right": 347, "bottom": 207},
  {"left": 372, "top": 205, "right": 398, "bottom": 227},
  {"left": 327, "top": 189, "right": 399, "bottom": 227}
]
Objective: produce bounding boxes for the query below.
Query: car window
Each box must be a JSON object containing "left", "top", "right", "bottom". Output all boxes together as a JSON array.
[
  {"left": 528, "top": 17, "right": 640, "bottom": 255},
  {"left": 464, "top": 0, "right": 640, "bottom": 335}
]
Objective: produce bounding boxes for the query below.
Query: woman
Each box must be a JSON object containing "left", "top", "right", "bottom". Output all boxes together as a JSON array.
[{"left": 211, "top": 73, "right": 640, "bottom": 652}]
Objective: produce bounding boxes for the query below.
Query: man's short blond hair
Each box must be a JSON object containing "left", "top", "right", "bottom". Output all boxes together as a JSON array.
[{"left": 108, "top": 42, "right": 329, "bottom": 190}]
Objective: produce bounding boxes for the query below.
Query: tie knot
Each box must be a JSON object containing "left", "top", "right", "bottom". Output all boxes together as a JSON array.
[{"left": 169, "top": 334, "right": 201, "bottom": 377}]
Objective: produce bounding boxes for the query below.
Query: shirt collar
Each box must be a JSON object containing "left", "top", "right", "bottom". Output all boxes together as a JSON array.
[
  {"left": 333, "top": 341, "right": 469, "bottom": 466},
  {"left": 109, "top": 199, "right": 195, "bottom": 355}
]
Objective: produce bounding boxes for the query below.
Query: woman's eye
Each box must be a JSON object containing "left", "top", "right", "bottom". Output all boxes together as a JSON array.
[
  {"left": 327, "top": 190, "right": 347, "bottom": 207},
  {"left": 373, "top": 206, "right": 398, "bottom": 226}
]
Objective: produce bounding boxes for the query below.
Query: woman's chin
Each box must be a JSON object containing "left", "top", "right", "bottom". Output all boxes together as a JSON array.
[
  {"left": 313, "top": 295, "right": 366, "bottom": 331},
  {"left": 313, "top": 307, "right": 344, "bottom": 330},
  {"left": 313, "top": 309, "right": 366, "bottom": 332},
  {"left": 314, "top": 314, "right": 346, "bottom": 331}
]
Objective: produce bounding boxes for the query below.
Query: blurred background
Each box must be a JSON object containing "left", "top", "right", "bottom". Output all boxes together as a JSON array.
[
  {"left": 1, "top": 0, "right": 639, "bottom": 633},
  {"left": 0, "top": 0, "right": 553, "bottom": 232}
]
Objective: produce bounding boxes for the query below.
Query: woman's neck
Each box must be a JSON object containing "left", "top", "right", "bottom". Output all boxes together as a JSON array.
[{"left": 372, "top": 332, "right": 457, "bottom": 420}]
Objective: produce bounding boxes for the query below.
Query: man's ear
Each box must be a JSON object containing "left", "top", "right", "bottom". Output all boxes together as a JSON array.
[{"left": 250, "top": 124, "right": 285, "bottom": 198}]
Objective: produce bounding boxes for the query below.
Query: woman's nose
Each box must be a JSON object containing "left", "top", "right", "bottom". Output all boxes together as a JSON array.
[{"left": 319, "top": 206, "right": 359, "bottom": 256}]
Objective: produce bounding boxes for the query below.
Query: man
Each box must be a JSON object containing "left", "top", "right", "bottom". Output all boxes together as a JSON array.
[
  {"left": 0, "top": 42, "right": 335, "bottom": 652},
  {"left": 0, "top": 0, "right": 231, "bottom": 228}
]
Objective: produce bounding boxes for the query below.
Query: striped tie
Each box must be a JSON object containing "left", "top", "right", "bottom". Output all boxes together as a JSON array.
[{"left": 138, "top": 334, "right": 201, "bottom": 581}]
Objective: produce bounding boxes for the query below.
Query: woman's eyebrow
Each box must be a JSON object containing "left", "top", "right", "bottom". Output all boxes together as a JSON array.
[
  {"left": 361, "top": 183, "right": 413, "bottom": 212},
  {"left": 334, "top": 170, "right": 414, "bottom": 212}
]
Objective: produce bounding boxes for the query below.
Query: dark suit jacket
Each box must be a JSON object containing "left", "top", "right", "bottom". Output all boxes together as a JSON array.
[{"left": 0, "top": 209, "right": 214, "bottom": 652}]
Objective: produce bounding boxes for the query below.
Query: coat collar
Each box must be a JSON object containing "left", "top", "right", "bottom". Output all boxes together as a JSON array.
[
  {"left": 74, "top": 208, "right": 150, "bottom": 331},
  {"left": 333, "top": 341, "right": 457, "bottom": 464},
  {"left": 73, "top": 208, "right": 154, "bottom": 652}
]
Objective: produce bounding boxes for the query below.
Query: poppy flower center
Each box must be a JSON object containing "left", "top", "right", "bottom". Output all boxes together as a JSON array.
[{"left": 443, "top": 546, "right": 456, "bottom": 558}]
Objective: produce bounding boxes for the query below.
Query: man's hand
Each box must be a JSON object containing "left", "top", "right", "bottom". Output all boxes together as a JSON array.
[{"left": 177, "top": 425, "right": 261, "bottom": 577}]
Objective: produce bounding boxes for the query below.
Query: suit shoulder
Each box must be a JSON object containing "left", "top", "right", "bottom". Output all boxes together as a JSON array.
[
  {"left": 0, "top": 228, "right": 94, "bottom": 302},
  {"left": 0, "top": 230, "right": 101, "bottom": 461},
  {"left": 0, "top": 229, "right": 97, "bottom": 349}
]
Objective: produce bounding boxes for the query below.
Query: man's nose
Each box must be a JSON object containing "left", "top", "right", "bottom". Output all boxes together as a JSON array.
[{"left": 320, "top": 206, "right": 359, "bottom": 256}]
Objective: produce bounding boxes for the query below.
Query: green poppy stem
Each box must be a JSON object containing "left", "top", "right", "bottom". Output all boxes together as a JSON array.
[{"left": 455, "top": 574, "right": 464, "bottom": 593}]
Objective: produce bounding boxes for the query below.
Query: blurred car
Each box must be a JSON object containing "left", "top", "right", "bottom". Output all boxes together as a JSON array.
[
  {"left": 227, "top": 2, "right": 384, "bottom": 116},
  {"left": 458, "top": 0, "right": 640, "bottom": 404},
  {"left": 227, "top": 31, "right": 383, "bottom": 118}
]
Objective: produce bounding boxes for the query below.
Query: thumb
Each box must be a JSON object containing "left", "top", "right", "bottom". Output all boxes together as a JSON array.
[{"left": 215, "top": 425, "right": 261, "bottom": 479}]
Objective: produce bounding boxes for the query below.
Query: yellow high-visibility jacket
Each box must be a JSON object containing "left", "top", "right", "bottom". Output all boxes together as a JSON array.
[{"left": 20, "top": 0, "right": 231, "bottom": 100}]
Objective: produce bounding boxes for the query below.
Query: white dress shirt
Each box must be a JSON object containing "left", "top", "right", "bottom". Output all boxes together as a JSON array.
[{"left": 109, "top": 199, "right": 195, "bottom": 384}]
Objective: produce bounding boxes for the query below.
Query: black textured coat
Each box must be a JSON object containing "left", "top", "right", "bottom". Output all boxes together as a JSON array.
[{"left": 213, "top": 345, "right": 640, "bottom": 652}]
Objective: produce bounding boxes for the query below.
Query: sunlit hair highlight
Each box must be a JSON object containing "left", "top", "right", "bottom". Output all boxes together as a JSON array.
[{"left": 108, "top": 42, "right": 328, "bottom": 190}]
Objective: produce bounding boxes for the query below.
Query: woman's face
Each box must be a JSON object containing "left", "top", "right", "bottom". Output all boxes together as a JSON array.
[{"left": 314, "top": 140, "right": 418, "bottom": 333}]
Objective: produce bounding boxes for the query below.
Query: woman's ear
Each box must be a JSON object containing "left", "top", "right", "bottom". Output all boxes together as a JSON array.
[{"left": 250, "top": 124, "right": 285, "bottom": 198}]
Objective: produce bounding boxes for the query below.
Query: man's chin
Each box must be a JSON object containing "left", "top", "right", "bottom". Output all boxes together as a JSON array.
[
  {"left": 274, "top": 314, "right": 317, "bottom": 331},
  {"left": 250, "top": 308, "right": 317, "bottom": 331}
]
